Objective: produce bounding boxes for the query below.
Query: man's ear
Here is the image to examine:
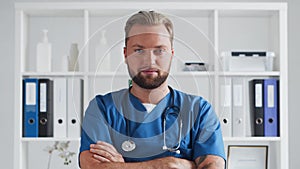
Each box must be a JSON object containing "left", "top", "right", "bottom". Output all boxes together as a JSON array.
[
  {"left": 123, "top": 47, "right": 128, "bottom": 64},
  {"left": 171, "top": 48, "right": 174, "bottom": 59}
]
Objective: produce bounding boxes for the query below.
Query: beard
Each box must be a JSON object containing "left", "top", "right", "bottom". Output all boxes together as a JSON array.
[{"left": 132, "top": 70, "right": 169, "bottom": 89}]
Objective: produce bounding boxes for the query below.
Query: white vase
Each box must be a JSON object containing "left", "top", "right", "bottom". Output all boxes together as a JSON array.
[
  {"left": 36, "top": 29, "right": 52, "bottom": 72},
  {"left": 95, "top": 30, "right": 111, "bottom": 72},
  {"left": 68, "top": 43, "right": 79, "bottom": 71},
  {"left": 61, "top": 54, "right": 68, "bottom": 72}
]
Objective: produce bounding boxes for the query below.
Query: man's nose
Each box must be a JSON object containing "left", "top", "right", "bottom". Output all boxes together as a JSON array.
[{"left": 143, "top": 50, "right": 156, "bottom": 65}]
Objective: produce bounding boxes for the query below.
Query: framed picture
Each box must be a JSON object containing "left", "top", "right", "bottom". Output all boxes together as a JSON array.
[{"left": 227, "top": 145, "right": 268, "bottom": 169}]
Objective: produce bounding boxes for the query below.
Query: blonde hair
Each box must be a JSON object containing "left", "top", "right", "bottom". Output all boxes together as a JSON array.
[{"left": 124, "top": 11, "right": 174, "bottom": 46}]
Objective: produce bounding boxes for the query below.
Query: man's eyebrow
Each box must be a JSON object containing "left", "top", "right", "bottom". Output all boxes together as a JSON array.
[
  {"left": 131, "top": 44, "right": 145, "bottom": 48},
  {"left": 154, "top": 45, "right": 168, "bottom": 48},
  {"left": 131, "top": 44, "right": 168, "bottom": 49}
]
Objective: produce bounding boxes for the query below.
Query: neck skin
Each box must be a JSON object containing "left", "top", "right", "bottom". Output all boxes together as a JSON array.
[{"left": 130, "top": 81, "right": 170, "bottom": 104}]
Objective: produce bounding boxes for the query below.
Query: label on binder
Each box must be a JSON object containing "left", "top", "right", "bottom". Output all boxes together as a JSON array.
[
  {"left": 233, "top": 85, "right": 243, "bottom": 107},
  {"left": 26, "top": 83, "right": 36, "bottom": 105},
  {"left": 255, "top": 84, "right": 262, "bottom": 107},
  {"left": 268, "top": 85, "right": 274, "bottom": 107},
  {"left": 40, "top": 83, "right": 47, "bottom": 112}
]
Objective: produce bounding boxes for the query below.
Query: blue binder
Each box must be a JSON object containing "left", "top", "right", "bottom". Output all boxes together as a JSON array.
[
  {"left": 23, "top": 78, "right": 39, "bottom": 137},
  {"left": 264, "top": 79, "right": 279, "bottom": 136}
]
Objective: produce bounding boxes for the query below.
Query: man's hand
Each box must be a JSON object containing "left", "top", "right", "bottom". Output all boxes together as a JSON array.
[
  {"left": 195, "top": 155, "right": 225, "bottom": 169},
  {"left": 89, "top": 141, "right": 125, "bottom": 163}
]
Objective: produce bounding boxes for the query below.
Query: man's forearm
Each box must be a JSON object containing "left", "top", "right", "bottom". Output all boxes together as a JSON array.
[
  {"left": 81, "top": 151, "right": 195, "bottom": 169},
  {"left": 195, "top": 155, "right": 225, "bottom": 169},
  {"left": 82, "top": 161, "right": 154, "bottom": 169},
  {"left": 80, "top": 151, "right": 150, "bottom": 169},
  {"left": 83, "top": 158, "right": 195, "bottom": 169}
]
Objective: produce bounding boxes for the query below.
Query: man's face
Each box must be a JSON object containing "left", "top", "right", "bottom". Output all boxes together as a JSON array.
[{"left": 124, "top": 24, "right": 174, "bottom": 89}]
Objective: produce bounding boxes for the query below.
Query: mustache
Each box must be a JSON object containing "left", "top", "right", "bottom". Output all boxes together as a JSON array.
[{"left": 138, "top": 66, "right": 160, "bottom": 72}]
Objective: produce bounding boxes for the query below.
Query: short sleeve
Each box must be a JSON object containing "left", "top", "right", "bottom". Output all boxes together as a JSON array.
[
  {"left": 193, "top": 100, "right": 226, "bottom": 161},
  {"left": 79, "top": 98, "right": 113, "bottom": 153}
]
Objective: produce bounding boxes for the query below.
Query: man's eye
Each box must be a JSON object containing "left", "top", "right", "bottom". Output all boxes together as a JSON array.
[
  {"left": 134, "top": 49, "right": 144, "bottom": 54},
  {"left": 154, "top": 49, "right": 166, "bottom": 55}
]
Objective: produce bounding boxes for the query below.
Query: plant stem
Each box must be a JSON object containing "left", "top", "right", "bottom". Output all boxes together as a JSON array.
[{"left": 47, "top": 153, "right": 52, "bottom": 169}]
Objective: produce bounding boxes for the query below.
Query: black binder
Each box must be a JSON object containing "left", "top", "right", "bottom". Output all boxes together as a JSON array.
[
  {"left": 249, "top": 79, "right": 265, "bottom": 136},
  {"left": 38, "top": 79, "right": 54, "bottom": 137}
]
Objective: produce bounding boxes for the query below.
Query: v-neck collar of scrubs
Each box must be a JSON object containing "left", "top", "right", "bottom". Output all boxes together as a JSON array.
[{"left": 123, "top": 89, "right": 171, "bottom": 123}]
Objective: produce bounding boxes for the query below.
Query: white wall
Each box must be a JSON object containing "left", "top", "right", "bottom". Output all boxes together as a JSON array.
[
  {"left": 287, "top": 0, "right": 300, "bottom": 168},
  {"left": 0, "top": 0, "right": 14, "bottom": 168},
  {"left": 2, "top": 0, "right": 299, "bottom": 168}
]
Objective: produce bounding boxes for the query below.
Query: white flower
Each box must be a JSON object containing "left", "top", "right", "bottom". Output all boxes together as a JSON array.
[{"left": 44, "top": 141, "right": 76, "bottom": 165}]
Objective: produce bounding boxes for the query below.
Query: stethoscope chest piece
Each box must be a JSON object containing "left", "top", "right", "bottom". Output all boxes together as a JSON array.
[{"left": 122, "top": 140, "right": 136, "bottom": 152}]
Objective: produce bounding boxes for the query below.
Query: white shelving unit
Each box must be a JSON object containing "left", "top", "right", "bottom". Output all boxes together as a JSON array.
[{"left": 14, "top": 2, "right": 288, "bottom": 169}]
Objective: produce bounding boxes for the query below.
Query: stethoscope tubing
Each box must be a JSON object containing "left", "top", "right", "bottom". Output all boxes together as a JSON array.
[{"left": 123, "top": 86, "right": 182, "bottom": 154}]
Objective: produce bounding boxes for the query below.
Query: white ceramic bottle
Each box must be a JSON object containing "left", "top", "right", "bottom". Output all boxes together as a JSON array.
[
  {"left": 68, "top": 43, "right": 79, "bottom": 71},
  {"left": 95, "top": 30, "right": 111, "bottom": 72},
  {"left": 36, "top": 29, "right": 52, "bottom": 72},
  {"left": 61, "top": 54, "right": 69, "bottom": 72}
]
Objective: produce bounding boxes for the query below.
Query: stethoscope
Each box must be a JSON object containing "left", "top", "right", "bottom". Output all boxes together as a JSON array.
[{"left": 122, "top": 87, "right": 183, "bottom": 154}]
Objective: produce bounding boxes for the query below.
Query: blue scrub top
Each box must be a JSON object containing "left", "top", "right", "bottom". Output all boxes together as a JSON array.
[{"left": 79, "top": 87, "right": 226, "bottom": 162}]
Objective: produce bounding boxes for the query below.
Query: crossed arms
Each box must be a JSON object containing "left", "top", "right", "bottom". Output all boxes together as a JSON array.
[{"left": 79, "top": 141, "right": 225, "bottom": 169}]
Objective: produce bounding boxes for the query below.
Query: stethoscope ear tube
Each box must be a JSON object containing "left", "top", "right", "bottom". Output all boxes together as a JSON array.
[
  {"left": 162, "top": 119, "right": 183, "bottom": 154},
  {"left": 161, "top": 87, "right": 182, "bottom": 154},
  {"left": 162, "top": 116, "right": 183, "bottom": 154}
]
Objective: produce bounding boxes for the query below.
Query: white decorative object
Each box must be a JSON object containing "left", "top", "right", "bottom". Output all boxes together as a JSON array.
[
  {"left": 44, "top": 141, "right": 76, "bottom": 169},
  {"left": 265, "top": 54, "right": 275, "bottom": 71},
  {"left": 68, "top": 43, "right": 79, "bottom": 71},
  {"left": 36, "top": 29, "right": 52, "bottom": 72},
  {"left": 95, "top": 30, "right": 111, "bottom": 72},
  {"left": 61, "top": 55, "right": 69, "bottom": 72},
  {"left": 220, "top": 51, "right": 275, "bottom": 72}
]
